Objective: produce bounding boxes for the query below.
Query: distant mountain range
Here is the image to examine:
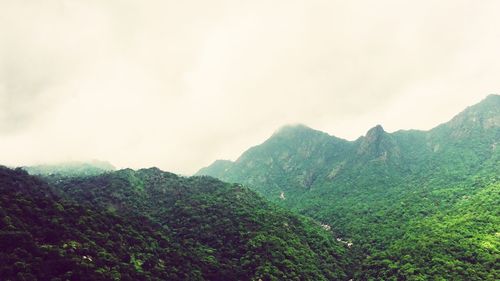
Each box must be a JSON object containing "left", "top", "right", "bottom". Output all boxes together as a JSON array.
[
  {"left": 23, "top": 160, "right": 115, "bottom": 177},
  {"left": 197, "top": 94, "right": 500, "bottom": 280}
]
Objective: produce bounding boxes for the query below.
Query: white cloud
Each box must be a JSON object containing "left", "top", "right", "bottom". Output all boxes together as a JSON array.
[{"left": 0, "top": 0, "right": 498, "bottom": 174}]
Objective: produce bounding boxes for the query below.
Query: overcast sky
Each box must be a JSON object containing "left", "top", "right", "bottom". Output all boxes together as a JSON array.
[{"left": 1, "top": 0, "right": 499, "bottom": 174}]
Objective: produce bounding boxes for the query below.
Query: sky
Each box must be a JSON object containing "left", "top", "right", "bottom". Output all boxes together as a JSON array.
[{"left": 1, "top": 0, "right": 499, "bottom": 174}]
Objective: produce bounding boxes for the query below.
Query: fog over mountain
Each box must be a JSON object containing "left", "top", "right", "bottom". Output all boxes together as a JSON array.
[{"left": 1, "top": 1, "right": 499, "bottom": 174}]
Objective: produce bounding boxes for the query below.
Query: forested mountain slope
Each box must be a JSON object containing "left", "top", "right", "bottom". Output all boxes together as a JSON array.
[
  {"left": 197, "top": 94, "right": 500, "bottom": 279},
  {"left": 2, "top": 166, "right": 349, "bottom": 280},
  {"left": 50, "top": 168, "right": 349, "bottom": 280},
  {"left": 361, "top": 180, "right": 499, "bottom": 280},
  {"left": 199, "top": 124, "right": 353, "bottom": 196},
  {"left": 0, "top": 167, "right": 196, "bottom": 281}
]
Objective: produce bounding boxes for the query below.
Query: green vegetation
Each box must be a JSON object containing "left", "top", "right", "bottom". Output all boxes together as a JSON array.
[
  {"left": 2, "top": 95, "right": 499, "bottom": 280},
  {"left": 361, "top": 181, "right": 499, "bottom": 280},
  {"left": 198, "top": 94, "right": 500, "bottom": 280},
  {"left": 51, "top": 168, "right": 349, "bottom": 280},
  {"left": 0, "top": 166, "right": 348, "bottom": 280},
  {"left": 0, "top": 167, "right": 195, "bottom": 281}
]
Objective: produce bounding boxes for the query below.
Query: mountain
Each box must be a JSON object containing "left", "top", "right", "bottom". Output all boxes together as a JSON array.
[
  {"left": 0, "top": 166, "right": 196, "bottom": 281},
  {"left": 1, "top": 166, "right": 349, "bottom": 280},
  {"left": 3, "top": 95, "right": 497, "bottom": 280},
  {"left": 197, "top": 94, "right": 500, "bottom": 280},
  {"left": 23, "top": 160, "right": 115, "bottom": 177},
  {"left": 198, "top": 124, "right": 353, "bottom": 196}
]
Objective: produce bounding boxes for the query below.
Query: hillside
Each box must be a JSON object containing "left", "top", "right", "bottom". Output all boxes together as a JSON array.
[
  {"left": 362, "top": 180, "right": 499, "bottom": 280},
  {"left": 199, "top": 124, "right": 353, "bottom": 196},
  {"left": 197, "top": 94, "right": 500, "bottom": 279},
  {"left": 1, "top": 166, "right": 349, "bottom": 280},
  {"left": 0, "top": 166, "right": 197, "bottom": 281}
]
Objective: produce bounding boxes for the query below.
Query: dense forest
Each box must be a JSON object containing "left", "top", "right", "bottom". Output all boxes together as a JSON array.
[
  {"left": 198, "top": 94, "right": 500, "bottom": 280},
  {"left": 0, "top": 166, "right": 348, "bottom": 281},
  {"left": 361, "top": 180, "right": 499, "bottom": 280}
]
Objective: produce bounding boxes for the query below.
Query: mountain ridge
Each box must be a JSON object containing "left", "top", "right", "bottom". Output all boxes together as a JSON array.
[
  {"left": 198, "top": 95, "right": 500, "bottom": 182},
  {"left": 1, "top": 165, "right": 350, "bottom": 280},
  {"left": 196, "top": 95, "right": 500, "bottom": 280}
]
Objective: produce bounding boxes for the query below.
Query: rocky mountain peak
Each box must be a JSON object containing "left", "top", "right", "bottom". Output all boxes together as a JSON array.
[
  {"left": 357, "top": 125, "right": 399, "bottom": 160},
  {"left": 365, "top": 125, "right": 386, "bottom": 142}
]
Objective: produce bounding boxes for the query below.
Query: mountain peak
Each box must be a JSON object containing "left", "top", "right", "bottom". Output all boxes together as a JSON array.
[
  {"left": 470, "top": 93, "right": 498, "bottom": 108},
  {"left": 269, "top": 124, "right": 335, "bottom": 143},
  {"left": 273, "top": 124, "right": 315, "bottom": 136},
  {"left": 472, "top": 94, "right": 500, "bottom": 113},
  {"left": 442, "top": 94, "right": 500, "bottom": 134},
  {"left": 358, "top": 125, "right": 399, "bottom": 159},
  {"left": 483, "top": 93, "right": 500, "bottom": 102},
  {"left": 365, "top": 125, "right": 386, "bottom": 141}
]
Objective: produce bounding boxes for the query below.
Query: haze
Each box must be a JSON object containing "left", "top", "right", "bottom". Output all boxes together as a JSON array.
[{"left": 1, "top": 0, "right": 499, "bottom": 174}]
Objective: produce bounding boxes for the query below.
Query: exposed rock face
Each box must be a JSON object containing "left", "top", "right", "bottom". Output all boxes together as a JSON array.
[
  {"left": 357, "top": 125, "right": 400, "bottom": 161},
  {"left": 365, "top": 125, "right": 385, "bottom": 142}
]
